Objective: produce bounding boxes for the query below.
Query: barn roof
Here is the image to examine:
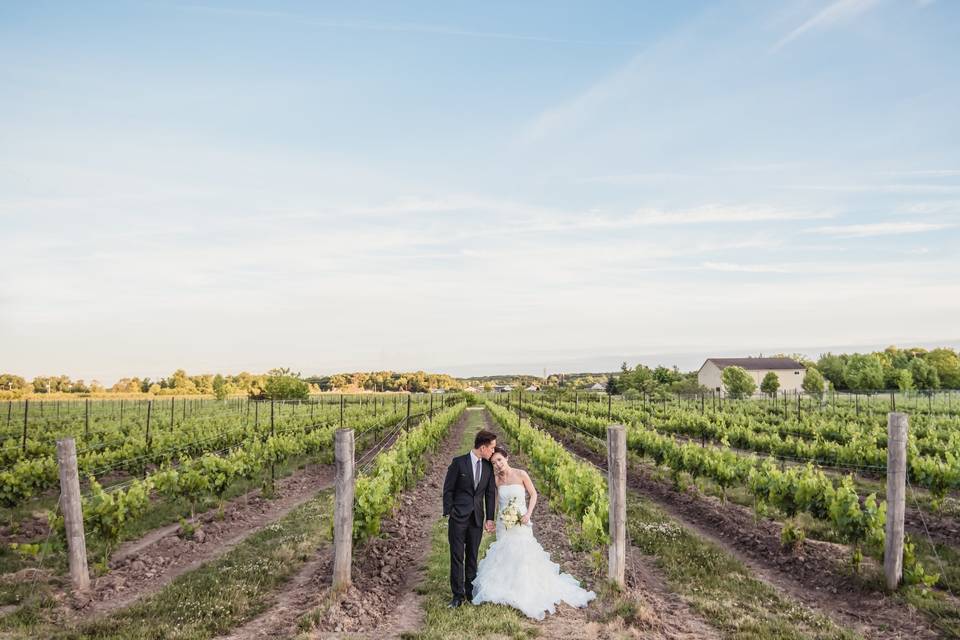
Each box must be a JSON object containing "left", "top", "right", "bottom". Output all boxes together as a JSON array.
[{"left": 704, "top": 357, "right": 805, "bottom": 371}]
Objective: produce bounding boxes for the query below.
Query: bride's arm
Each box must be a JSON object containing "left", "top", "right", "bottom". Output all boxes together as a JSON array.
[{"left": 520, "top": 470, "right": 537, "bottom": 525}]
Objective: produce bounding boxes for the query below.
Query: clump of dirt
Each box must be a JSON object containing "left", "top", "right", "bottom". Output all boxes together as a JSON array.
[{"left": 0, "top": 511, "right": 52, "bottom": 544}]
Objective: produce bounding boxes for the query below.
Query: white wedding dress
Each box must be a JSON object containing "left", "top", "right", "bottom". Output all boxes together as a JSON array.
[{"left": 471, "top": 483, "right": 596, "bottom": 620}]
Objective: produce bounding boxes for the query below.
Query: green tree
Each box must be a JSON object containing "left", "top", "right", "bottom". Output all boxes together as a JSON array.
[
  {"left": 721, "top": 366, "right": 756, "bottom": 399},
  {"left": 843, "top": 354, "right": 884, "bottom": 392},
  {"left": 760, "top": 371, "right": 780, "bottom": 396},
  {"left": 605, "top": 377, "right": 618, "bottom": 395},
  {"left": 0, "top": 374, "right": 28, "bottom": 398},
  {"left": 910, "top": 357, "right": 941, "bottom": 391},
  {"left": 212, "top": 374, "right": 229, "bottom": 400},
  {"left": 896, "top": 369, "right": 914, "bottom": 392},
  {"left": 924, "top": 349, "right": 960, "bottom": 388},
  {"left": 817, "top": 353, "right": 848, "bottom": 390},
  {"left": 801, "top": 368, "right": 826, "bottom": 399},
  {"left": 255, "top": 368, "right": 309, "bottom": 400},
  {"left": 169, "top": 369, "right": 198, "bottom": 394}
]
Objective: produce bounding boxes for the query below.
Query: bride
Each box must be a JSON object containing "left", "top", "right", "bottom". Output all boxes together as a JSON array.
[{"left": 471, "top": 445, "right": 596, "bottom": 620}]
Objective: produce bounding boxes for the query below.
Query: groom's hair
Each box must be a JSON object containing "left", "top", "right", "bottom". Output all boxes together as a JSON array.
[{"left": 474, "top": 430, "right": 497, "bottom": 448}]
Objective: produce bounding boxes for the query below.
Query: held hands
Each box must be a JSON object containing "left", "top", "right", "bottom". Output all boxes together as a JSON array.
[
  {"left": 521, "top": 514, "right": 530, "bottom": 526},
  {"left": 484, "top": 520, "right": 496, "bottom": 533}
]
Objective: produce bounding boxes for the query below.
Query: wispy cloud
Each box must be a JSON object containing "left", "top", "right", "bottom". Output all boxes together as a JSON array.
[
  {"left": 774, "top": 0, "right": 881, "bottom": 51},
  {"left": 878, "top": 169, "right": 960, "bottom": 178},
  {"left": 784, "top": 183, "right": 960, "bottom": 194},
  {"left": 806, "top": 222, "right": 954, "bottom": 237},
  {"left": 631, "top": 204, "right": 834, "bottom": 225},
  {"left": 703, "top": 262, "right": 790, "bottom": 273}
]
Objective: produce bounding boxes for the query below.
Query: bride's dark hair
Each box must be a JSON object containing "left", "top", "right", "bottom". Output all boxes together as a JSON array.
[{"left": 493, "top": 445, "right": 509, "bottom": 459}]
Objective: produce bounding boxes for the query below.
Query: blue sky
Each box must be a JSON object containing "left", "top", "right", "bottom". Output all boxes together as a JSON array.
[{"left": 2, "top": 0, "right": 959, "bottom": 382}]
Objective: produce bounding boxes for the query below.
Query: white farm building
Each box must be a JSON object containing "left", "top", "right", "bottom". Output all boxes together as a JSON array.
[{"left": 698, "top": 357, "right": 806, "bottom": 393}]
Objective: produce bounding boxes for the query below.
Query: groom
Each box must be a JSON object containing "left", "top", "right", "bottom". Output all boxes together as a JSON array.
[{"left": 442, "top": 429, "right": 497, "bottom": 608}]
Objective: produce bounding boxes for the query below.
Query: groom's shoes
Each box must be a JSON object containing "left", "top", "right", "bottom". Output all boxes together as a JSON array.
[{"left": 447, "top": 597, "right": 464, "bottom": 609}]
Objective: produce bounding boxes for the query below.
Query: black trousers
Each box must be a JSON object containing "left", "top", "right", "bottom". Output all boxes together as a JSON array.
[{"left": 448, "top": 515, "right": 483, "bottom": 599}]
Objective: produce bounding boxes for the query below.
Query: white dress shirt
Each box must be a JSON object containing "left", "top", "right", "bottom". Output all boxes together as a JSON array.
[{"left": 469, "top": 450, "right": 481, "bottom": 486}]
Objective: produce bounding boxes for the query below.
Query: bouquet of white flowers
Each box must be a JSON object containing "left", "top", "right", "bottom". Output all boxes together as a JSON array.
[{"left": 500, "top": 497, "right": 523, "bottom": 529}]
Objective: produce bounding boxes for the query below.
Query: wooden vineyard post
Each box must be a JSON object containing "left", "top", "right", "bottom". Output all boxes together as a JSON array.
[
  {"left": 406, "top": 394, "right": 412, "bottom": 431},
  {"left": 429, "top": 393, "right": 434, "bottom": 420},
  {"left": 56, "top": 438, "right": 90, "bottom": 592},
  {"left": 332, "top": 429, "right": 355, "bottom": 590},
  {"left": 607, "top": 424, "right": 627, "bottom": 588},
  {"left": 575, "top": 392, "right": 579, "bottom": 414},
  {"left": 270, "top": 400, "right": 276, "bottom": 487},
  {"left": 518, "top": 390, "right": 523, "bottom": 428},
  {"left": 21, "top": 400, "right": 29, "bottom": 453},
  {"left": 84, "top": 399, "right": 89, "bottom": 438},
  {"left": 146, "top": 400, "right": 153, "bottom": 448},
  {"left": 340, "top": 394, "right": 345, "bottom": 429},
  {"left": 885, "top": 412, "right": 908, "bottom": 591},
  {"left": 6, "top": 401, "right": 11, "bottom": 427},
  {"left": 607, "top": 394, "right": 612, "bottom": 421},
  {"left": 119, "top": 399, "right": 124, "bottom": 428},
  {"left": 170, "top": 398, "right": 175, "bottom": 430}
]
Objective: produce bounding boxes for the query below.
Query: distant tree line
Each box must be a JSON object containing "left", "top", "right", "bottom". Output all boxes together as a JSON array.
[
  {"left": 304, "top": 371, "right": 461, "bottom": 393},
  {"left": 813, "top": 346, "right": 960, "bottom": 393},
  {"left": 0, "top": 368, "right": 463, "bottom": 400}
]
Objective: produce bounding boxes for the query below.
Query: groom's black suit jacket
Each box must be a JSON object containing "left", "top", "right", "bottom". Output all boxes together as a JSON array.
[{"left": 442, "top": 453, "right": 496, "bottom": 528}]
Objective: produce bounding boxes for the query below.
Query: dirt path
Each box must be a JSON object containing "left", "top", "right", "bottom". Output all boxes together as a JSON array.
[
  {"left": 524, "top": 410, "right": 948, "bottom": 640},
  {"left": 76, "top": 462, "right": 335, "bottom": 617},
  {"left": 226, "top": 407, "right": 471, "bottom": 639}
]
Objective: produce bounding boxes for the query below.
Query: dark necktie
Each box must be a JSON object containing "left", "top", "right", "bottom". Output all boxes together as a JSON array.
[{"left": 475, "top": 459, "right": 481, "bottom": 489}]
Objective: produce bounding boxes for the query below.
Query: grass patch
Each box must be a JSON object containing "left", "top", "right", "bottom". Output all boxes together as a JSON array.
[
  {"left": 898, "top": 585, "right": 960, "bottom": 638},
  {"left": 0, "top": 489, "right": 334, "bottom": 640},
  {"left": 626, "top": 493, "right": 861, "bottom": 640},
  {"left": 404, "top": 519, "right": 535, "bottom": 640}
]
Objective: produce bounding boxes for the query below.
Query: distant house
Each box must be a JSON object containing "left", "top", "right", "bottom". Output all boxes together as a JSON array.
[
  {"left": 494, "top": 385, "right": 513, "bottom": 393},
  {"left": 589, "top": 383, "right": 605, "bottom": 392},
  {"left": 464, "top": 386, "right": 479, "bottom": 393},
  {"left": 525, "top": 384, "right": 540, "bottom": 392},
  {"left": 698, "top": 357, "right": 806, "bottom": 393},
  {"left": 430, "top": 388, "right": 446, "bottom": 394}
]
